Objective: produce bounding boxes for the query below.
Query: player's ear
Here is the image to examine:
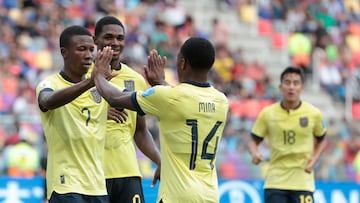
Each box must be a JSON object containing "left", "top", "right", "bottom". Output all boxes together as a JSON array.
[
  {"left": 93, "top": 36, "right": 98, "bottom": 46},
  {"left": 60, "top": 47, "right": 67, "bottom": 59},
  {"left": 180, "top": 58, "right": 187, "bottom": 70}
]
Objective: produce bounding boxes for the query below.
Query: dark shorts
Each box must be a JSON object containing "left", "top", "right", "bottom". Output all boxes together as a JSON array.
[
  {"left": 106, "top": 177, "right": 144, "bottom": 203},
  {"left": 265, "top": 189, "right": 314, "bottom": 203},
  {"left": 49, "top": 191, "right": 109, "bottom": 203}
]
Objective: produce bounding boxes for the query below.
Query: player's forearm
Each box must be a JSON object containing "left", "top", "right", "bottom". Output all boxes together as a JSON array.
[
  {"left": 248, "top": 139, "right": 260, "bottom": 157},
  {"left": 94, "top": 74, "right": 136, "bottom": 111},
  {"left": 39, "top": 78, "right": 93, "bottom": 110},
  {"left": 312, "top": 138, "right": 327, "bottom": 162},
  {"left": 135, "top": 131, "right": 161, "bottom": 166}
]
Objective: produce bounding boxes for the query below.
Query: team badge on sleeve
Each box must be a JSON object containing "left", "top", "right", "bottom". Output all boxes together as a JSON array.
[
  {"left": 90, "top": 89, "right": 102, "bottom": 103},
  {"left": 322, "top": 120, "right": 326, "bottom": 128},
  {"left": 39, "top": 80, "right": 52, "bottom": 88},
  {"left": 141, "top": 87, "right": 155, "bottom": 97},
  {"left": 299, "top": 117, "right": 308, "bottom": 127}
]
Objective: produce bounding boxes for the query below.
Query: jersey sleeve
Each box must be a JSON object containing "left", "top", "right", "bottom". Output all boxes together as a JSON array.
[
  {"left": 36, "top": 79, "right": 55, "bottom": 97},
  {"left": 313, "top": 111, "right": 326, "bottom": 138},
  {"left": 251, "top": 109, "right": 268, "bottom": 139},
  {"left": 133, "top": 86, "right": 170, "bottom": 118}
]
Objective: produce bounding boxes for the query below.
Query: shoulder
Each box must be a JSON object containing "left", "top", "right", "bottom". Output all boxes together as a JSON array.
[
  {"left": 121, "top": 63, "right": 144, "bottom": 77},
  {"left": 36, "top": 73, "right": 60, "bottom": 89},
  {"left": 121, "top": 63, "right": 146, "bottom": 81},
  {"left": 301, "top": 101, "right": 322, "bottom": 114},
  {"left": 261, "top": 102, "right": 279, "bottom": 113}
]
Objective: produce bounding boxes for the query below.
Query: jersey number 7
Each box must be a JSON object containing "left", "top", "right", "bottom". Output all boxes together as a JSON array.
[{"left": 186, "top": 119, "right": 223, "bottom": 170}]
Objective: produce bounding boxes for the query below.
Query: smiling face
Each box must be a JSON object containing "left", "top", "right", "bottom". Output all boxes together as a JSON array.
[
  {"left": 279, "top": 72, "right": 304, "bottom": 105},
  {"left": 62, "top": 34, "right": 94, "bottom": 80},
  {"left": 94, "top": 24, "right": 125, "bottom": 63}
]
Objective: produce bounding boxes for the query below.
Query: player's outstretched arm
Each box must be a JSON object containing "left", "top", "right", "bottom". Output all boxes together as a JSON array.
[
  {"left": 93, "top": 46, "right": 136, "bottom": 111},
  {"left": 38, "top": 78, "right": 94, "bottom": 111}
]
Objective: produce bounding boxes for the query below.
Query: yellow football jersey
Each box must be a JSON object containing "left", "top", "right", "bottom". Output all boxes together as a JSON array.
[
  {"left": 36, "top": 72, "right": 108, "bottom": 199},
  {"left": 134, "top": 82, "right": 229, "bottom": 203},
  {"left": 251, "top": 101, "right": 326, "bottom": 192},
  {"left": 101, "top": 63, "right": 147, "bottom": 178}
]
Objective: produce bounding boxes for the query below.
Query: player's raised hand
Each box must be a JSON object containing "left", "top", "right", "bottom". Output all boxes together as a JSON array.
[
  {"left": 92, "top": 46, "right": 115, "bottom": 80},
  {"left": 251, "top": 152, "right": 264, "bottom": 165},
  {"left": 144, "top": 49, "right": 168, "bottom": 86}
]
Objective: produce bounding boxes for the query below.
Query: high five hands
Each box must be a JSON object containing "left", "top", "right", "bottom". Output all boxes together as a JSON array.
[
  {"left": 144, "top": 49, "right": 168, "bottom": 86},
  {"left": 92, "top": 46, "right": 118, "bottom": 81}
]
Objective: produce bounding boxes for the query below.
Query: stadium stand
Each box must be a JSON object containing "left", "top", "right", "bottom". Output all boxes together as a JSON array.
[{"left": 0, "top": 0, "right": 359, "bottom": 185}]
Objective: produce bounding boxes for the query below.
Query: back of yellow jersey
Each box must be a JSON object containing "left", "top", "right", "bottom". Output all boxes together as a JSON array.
[
  {"left": 36, "top": 73, "right": 108, "bottom": 199},
  {"left": 135, "top": 82, "right": 229, "bottom": 203}
]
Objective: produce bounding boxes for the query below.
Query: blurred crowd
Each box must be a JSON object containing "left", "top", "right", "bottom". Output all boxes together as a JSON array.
[{"left": 0, "top": 0, "right": 360, "bottom": 184}]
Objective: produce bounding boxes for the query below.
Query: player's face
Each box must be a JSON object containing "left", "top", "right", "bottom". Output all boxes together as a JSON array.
[
  {"left": 95, "top": 24, "right": 125, "bottom": 62},
  {"left": 63, "top": 35, "right": 94, "bottom": 76},
  {"left": 279, "top": 73, "right": 303, "bottom": 103}
]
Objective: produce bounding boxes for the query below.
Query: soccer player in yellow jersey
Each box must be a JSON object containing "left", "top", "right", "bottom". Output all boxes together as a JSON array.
[
  {"left": 93, "top": 16, "right": 161, "bottom": 203},
  {"left": 36, "top": 26, "right": 109, "bottom": 203},
  {"left": 248, "top": 67, "right": 327, "bottom": 203},
  {"left": 92, "top": 38, "right": 229, "bottom": 203}
]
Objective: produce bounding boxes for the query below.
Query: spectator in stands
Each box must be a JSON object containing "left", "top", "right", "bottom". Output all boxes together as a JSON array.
[
  {"left": 210, "top": 18, "right": 230, "bottom": 47},
  {"left": 4, "top": 139, "right": 40, "bottom": 178}
]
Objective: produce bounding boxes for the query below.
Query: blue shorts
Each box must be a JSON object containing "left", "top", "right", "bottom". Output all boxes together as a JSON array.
[
  {"left": 106, "top": 177, "right": 144, "bottom": 203},
  {"left": 265, "top": 189, "right": 313, "bottom": 203},
  {"left": 49, "top": 191, "right": 108, "bottom": 203}
]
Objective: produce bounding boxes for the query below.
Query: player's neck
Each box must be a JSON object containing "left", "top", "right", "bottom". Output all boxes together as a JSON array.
[
  {"left": 281, "top": 100, "right": 301, "bottom": 110},
  {"left": 182, "top": 73, "right": 208, "bottom": 84},
  {"left": 111, "top": 60, "right": 122, "bottom": 70},
  {"left": 60, "top": 70, "right": 84, "bottom": 83}
]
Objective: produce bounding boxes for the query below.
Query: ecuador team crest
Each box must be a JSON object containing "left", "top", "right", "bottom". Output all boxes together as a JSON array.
[
  {"left": 299, "top": 117, "right": 308, "bottom": 127},
  {"left": 90, "top": 89, "right": 102, "bottom": 103},
  {"left": 124, "top": 80, "right": 135, "bottom": 91}
]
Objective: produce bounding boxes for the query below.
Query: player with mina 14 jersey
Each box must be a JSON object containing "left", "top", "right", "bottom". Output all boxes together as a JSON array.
[{"left": 92, "top": 37, "right": 229, "bottom": 203}]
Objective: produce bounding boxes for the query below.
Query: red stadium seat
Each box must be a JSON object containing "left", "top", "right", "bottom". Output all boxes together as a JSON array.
[
  {"left": 257, "top": 19, "right": 273, "bottom": 35},
  {"left": 348, "top": 23, "right": 360, "bottom": 37},
  {"left": 229, "top": 100, "right": 245, "bottom": 117},
  {"left": 271, "top": 32, "right": 288, "bottom": 49},
  {"left": 352, "top": 102, "right": 360, "bottom": 120},
  {"left": 243, "top": 99, "right": 261, "bottom": 119}
]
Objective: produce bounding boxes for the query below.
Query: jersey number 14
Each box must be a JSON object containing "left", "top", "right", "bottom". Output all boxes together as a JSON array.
[{"left": 187, "top": 119, "right": 223, "bottom": 170}]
